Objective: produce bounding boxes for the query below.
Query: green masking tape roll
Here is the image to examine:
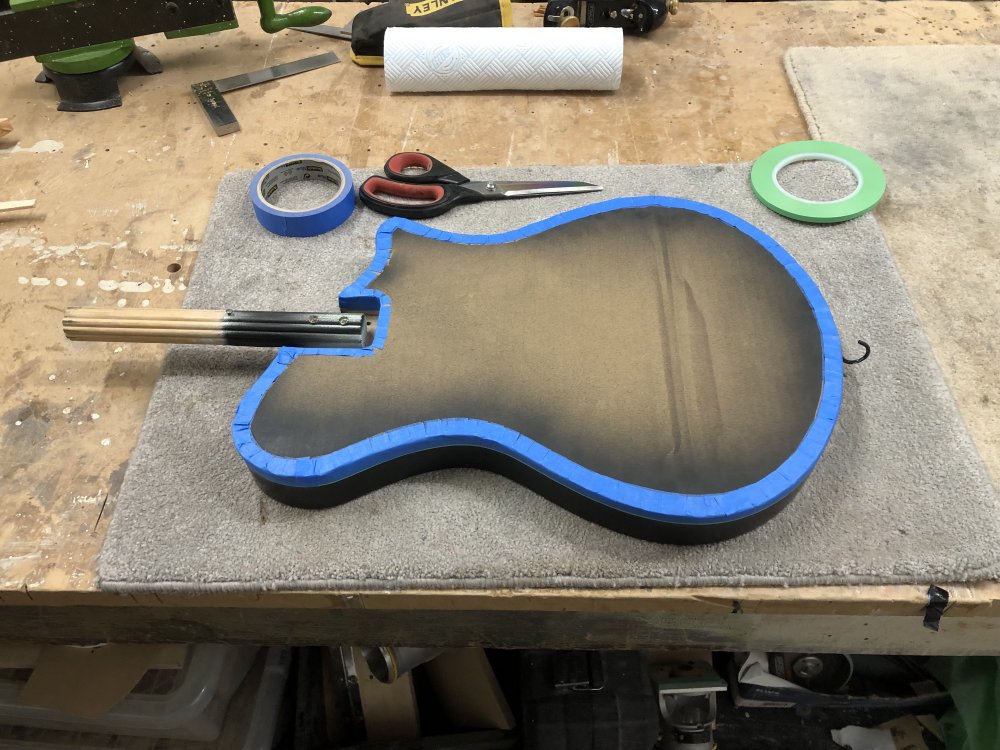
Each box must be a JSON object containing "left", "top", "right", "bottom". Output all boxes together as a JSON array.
[{"left": 750, "top": 140, "right": 886, "bottom": 224}]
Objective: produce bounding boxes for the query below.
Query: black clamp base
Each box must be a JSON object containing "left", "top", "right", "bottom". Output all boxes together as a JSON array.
[
  {"left": 543, "top": 0, "right": 669, "bottom": 34},
  {"left": 35, "top": 46, "right": 162, "bottom": 112}
]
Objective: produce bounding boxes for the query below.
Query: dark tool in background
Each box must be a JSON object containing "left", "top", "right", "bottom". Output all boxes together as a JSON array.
[
  {"left": 725, "top": 651, "right": 953, "bottom": 712},
  {"left": 654, "top": 656, "right": 728, "bottom": 750},
  {"left": 359, "top": 152, "right": 602, "bottom": 219},
  {"left": 291, "top": 0, "right": 510, "bottom": 69},
  {"left": 520, "top": 650, "right": 659, "bottom": 750},
  {"left": 347, "top": 0, "right": 511, "bottom": 66},
  {"left": 781, "top": 652, "right": 855, "bottom": 694},
  {"left": 539, "top": 0, "right": 677, "bottom": 34},
  {"left": 0, "top": 0, "right": 332, "bottom": 111}
]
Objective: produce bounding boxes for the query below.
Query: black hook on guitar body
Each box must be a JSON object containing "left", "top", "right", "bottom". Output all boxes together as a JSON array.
[{"left": 843, "top": 339, "right": 871, "bottom": 365}]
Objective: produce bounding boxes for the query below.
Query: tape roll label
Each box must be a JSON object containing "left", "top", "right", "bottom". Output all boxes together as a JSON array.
[
  {"left": 257, "top": 158, "right": 346, "bottom": 211},
  {"left": 405, "top": 0, "right": 462, "bottom": 17}
]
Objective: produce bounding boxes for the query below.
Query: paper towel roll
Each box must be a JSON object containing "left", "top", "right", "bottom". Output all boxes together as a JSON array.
[{"left": 384, "top": 27, "right": 623, "bottom": 93}]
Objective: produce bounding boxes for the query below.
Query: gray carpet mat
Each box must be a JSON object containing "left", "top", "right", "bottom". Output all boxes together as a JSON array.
[
  {"left": 98, "top": 162, "right": 1000, "bottom": 592},
  {"left": 785, "top": 44, "right": 1000, "bottom": 491}
]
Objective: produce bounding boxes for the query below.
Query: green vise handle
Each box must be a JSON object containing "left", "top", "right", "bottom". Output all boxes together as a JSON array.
[
  {"left": 256, "top": 0, "right": 331, "bottom": 33},
  {"left": 172, "top": 1, "right": 334, "bottom": 36},
  {"left": 164, "top": 1, "right": 332, "bottom": 37}
]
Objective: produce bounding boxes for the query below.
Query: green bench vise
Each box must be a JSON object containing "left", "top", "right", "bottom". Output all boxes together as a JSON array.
[{"left": 0, "top": 0, "right": 331, "bottom": 111}]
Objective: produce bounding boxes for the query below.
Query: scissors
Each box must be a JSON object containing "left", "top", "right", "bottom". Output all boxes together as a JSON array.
[{"left": 358, "top": 152, "right": 603, "bottom": 219}]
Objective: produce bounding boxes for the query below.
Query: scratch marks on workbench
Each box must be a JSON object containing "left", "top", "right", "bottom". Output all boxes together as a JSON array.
[
  {"left": 93, "top": 491, "right": 110, "bottom": 532},
  {"left": 33, "top": 240, "right": 124, "bottom": 264},
  {"left": 72, "top": 492, "right": 105, "bottom": 506},
  {"left": 74, "top": 144, "right": 96, "bottom": 170},
  {"left": 0, "top": 232, "right": 44, "bottom": 255},
  {"left": 98, "top": 280, "right": 154, "bottom": 293},
  {"left": 262, "top": 4, "right": 282, "bottom": 68},
  {"left": 3, "top": 228, "right": 129, "bottom": 267},
  {"left": 3, "top": 402, "right": 49, "bottom": 448},
  {"left": 159, "top": 241, "right": 198, "bottom": 253},
  {"left": 399, "top": 103, "right": 419, "bottom": 153},
  {"left": 5, "top": 220, "right": 190, "bottom": 310},
  {"left": 96, "top": 275, "right": 184, "bottom": 295},
  {"left": 119, "top": 281, "right": 153, "bottom": 293},
  {"left": 98, "top": 275, "right": 184, "bottom": 295},
  {"left": 623, "top": 106, "right": 640, "bottom": 163},
  {"left": 18, "top": 276, "right": 49, "bottom": 286},
  {"left": 1, "top": 292, "right": 131, "bottom": 580},
  {"left": 220, "top": 127, "right": 239, "bottom": 173},
  {"left": 608, "top": 142, "right": 620, "bottom": 166},
  {"left": 0, "top": 552, "right": 42, "bottom": 575},
  {"left": 0, "top": 139, "right": 63, "bottom": 155}
]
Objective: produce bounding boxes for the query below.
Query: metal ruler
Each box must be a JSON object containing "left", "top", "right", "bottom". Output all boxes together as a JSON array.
[{"left": 192, "top": 52, "right": 340, "bottom": 136}]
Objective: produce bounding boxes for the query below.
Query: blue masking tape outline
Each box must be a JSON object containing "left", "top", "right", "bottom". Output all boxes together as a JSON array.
[
  {"left": 232, "top": 196, "right": 843, "bottom": 526},
  {"left": 249, "top": 153, "right": 356, "bottom": 237}
]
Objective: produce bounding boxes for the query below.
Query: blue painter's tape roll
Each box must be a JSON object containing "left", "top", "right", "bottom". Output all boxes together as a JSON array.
[{"left": 249, "top": 154, "right": 355, "bottom": 237}]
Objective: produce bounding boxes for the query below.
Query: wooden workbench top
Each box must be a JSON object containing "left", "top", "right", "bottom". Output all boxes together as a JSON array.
[{"left": 2, "top": 2, "right": 1000, "bottom": 647}]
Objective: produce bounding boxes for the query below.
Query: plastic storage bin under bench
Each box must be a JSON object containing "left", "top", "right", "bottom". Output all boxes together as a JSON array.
[{"left": 0, "top": 644, "right": 268, "bottom": 742}]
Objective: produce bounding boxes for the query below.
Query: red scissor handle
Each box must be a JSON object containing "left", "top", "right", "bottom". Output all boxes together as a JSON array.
[
  {"left": 359, "top": 176, "right": 474, "bottom": 219},
  {"left": 383, "top": 152, "right": 468, "bottom": 185}
]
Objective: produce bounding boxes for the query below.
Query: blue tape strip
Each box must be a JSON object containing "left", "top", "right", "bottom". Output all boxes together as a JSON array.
[
  {"left": 249, "top": 153, "right": 355, "bottom": 237},
  {"left": 233, "top": 196, "right": 844, "bottom": 526}
]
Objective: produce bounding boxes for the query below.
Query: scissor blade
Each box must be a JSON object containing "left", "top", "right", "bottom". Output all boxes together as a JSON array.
[{"left": 465, "top": 181, "right": 603, "bottom": 197}]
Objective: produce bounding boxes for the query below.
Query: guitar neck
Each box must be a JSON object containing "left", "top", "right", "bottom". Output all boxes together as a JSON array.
[{"left": 62, "top": 308, "right": 369, "bottom": 348}]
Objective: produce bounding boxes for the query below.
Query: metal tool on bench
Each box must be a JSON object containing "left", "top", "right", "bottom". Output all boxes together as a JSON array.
[
  {"left": 192, "top": 52, "right": 339, "bottom": 136},
  {"left": 359, "top": 152, "right": 603, "bottom": 219},
  {"left": 291, "top": 20, "right": 354, "bottom": 41},
  {"left": 539, "top": 0, "right": 677, "bottom": 33},
  {"left": 63, "top": 308, "right": 370, "bottom": 348},
  {"left": 0, "top": 0, "right": 332, "bottom": 111}
]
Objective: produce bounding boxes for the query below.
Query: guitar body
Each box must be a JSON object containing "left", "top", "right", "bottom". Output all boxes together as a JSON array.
[{"left": 234, "top": 197, "right": 842, "bottom": 543}]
